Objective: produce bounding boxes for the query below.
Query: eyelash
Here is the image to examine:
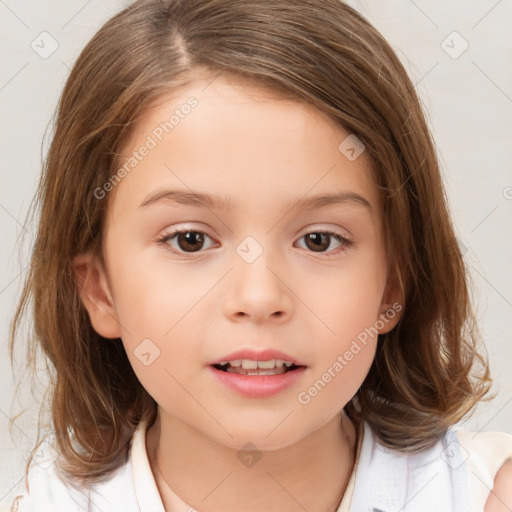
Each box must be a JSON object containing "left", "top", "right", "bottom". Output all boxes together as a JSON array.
[{"left": 156, "top": 228, "right": 353, "bottom": 258}]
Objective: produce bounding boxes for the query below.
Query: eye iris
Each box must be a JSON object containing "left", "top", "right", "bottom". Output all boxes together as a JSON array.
[
  {"left": 305, "top": 233, "right": 330, "bottom": 252},
  {"left": 178, "top": 231, "right": 205, "bottom": 252}
]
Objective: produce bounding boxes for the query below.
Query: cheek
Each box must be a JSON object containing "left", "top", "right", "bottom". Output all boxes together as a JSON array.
[
  {"left": 297, "top": 343, "right": 376, "bottom": 415},
  {"left": 304, "top": 255, "right": 386, "bottom": 345},
  {"left": 107, "top": 245, "right": 200, "bottom": 336},
  {"left": 297, "top": 253, "right": 384, "bottom": 402},
  {"left": 304, "top": 317, "right": 378, "bottom": 410},
  {"left": 106, "top": 249, "right": 211, "bottom": 395}
]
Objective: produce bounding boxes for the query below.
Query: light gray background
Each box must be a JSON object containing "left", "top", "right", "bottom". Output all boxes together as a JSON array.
[{"left": 1, "top": 0, "right": 511, "bottom": 506}]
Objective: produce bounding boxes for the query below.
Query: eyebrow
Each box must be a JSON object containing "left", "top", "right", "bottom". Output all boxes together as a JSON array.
[{"left": 138, "top": 188, "right": 372, "bottom": 213}]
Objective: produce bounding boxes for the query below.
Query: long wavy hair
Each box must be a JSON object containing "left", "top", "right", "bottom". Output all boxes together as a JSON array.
[{"left": 9, "top": 0, "right": 491, "bottom": 487}]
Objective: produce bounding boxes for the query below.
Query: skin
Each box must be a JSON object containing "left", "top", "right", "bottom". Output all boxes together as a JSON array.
[
  {"left": 485, "top": 459, "right": 512, "bottom": 512},
  {"left": 73, "top": 74, "right": 404, "bottom": 511}
]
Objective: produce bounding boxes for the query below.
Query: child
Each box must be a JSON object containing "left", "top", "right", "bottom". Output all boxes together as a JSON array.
[{"left": 7, "top": 0, "right": 512, "bottom": 510}]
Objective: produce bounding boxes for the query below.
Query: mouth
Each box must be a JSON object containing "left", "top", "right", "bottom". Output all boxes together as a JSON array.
[
  {"left": 209, "top": 352, "right": 307, "bottom": 397},
  {"left": 212, "top": 359, "right": 303, "bottom": 376}
]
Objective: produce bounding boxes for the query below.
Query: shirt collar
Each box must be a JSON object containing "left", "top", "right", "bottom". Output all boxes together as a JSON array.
[{"left": 130, "top": 419, "right": 191, "bottom": 512}]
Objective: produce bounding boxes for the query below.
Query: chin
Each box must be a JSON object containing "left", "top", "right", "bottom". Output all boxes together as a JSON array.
[{"left": 208, "top": 421, "right": 312, "bottom": 452}]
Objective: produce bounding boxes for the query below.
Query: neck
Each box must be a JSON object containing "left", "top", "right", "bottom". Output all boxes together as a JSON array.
[{"left": 147, "top": 410, "right": 358, "bottom": 512}]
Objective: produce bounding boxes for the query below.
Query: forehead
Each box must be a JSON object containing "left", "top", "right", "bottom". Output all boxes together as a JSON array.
[{"left": 107, "top": 75, "right": 381, "bottom": 221}]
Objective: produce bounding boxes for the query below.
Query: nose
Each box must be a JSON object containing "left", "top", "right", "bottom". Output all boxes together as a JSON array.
[{"left": 222, "top": 250, "right": 294, "bottom": 324}]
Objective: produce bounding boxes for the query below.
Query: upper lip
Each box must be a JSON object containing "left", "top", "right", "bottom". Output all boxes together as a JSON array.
[{"left": 209, "top": 349, "right": 306, "bottom": 367}]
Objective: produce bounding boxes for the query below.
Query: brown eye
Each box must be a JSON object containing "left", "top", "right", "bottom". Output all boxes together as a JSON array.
[
  {"left": 160, "top": 230, "right": 216, "bottom": 254},
  {"left": 304, "top": 233, "right": 331, "bottom": 252},
  {"left": 175, "top": 231, "right": 205, "bottom": 252},
  {"left": 296, "top": 230, "right": 352, "bottom": 254}
]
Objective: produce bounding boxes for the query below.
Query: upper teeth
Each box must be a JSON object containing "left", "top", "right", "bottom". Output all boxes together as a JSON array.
[{"left": 218, "top": 359, "right": 294, "bottom": 369}]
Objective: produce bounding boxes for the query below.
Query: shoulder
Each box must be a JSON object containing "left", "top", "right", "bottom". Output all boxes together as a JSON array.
[
  {"left": 9, "top": 459, "right": 90, "bottom": 512},
  {"left": 485, "top": 459, "right": 512, "bottom": 512},
  {"left": 455, "top": 429, "right": 512, "bottom": 480},
  {"left": 455, "top": 429, "right": 512, "bottom": 511},
  {"left": 348, "top": 422, "right": 472, "bottom": 511},
  {"left": 9, "top": 441, "right": 138, "bottom": 512},
  {"left": 348, "top": 423, "right": 512, "bottom": 511}
]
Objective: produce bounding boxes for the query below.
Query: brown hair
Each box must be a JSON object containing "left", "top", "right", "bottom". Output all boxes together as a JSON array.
[{"left": 9, "top": 0, "right": 491, "bottom": 487}]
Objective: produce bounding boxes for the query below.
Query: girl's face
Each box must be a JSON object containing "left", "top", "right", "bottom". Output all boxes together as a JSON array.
[{"left": 76, "top": 75, "right": 401, "bottom": 450}]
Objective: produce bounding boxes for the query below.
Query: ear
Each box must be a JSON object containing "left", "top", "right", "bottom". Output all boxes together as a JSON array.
[
  {"left": 72, "top": 251, "right": 122, "bottom": 339},
  {"left": 377, "top": 267, "right": 405, "bottom": 335}
]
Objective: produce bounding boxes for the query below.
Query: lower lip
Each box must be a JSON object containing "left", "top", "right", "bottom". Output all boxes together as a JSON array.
[{"left": 208, "top": 366, "right": 307, "bottom": 398}]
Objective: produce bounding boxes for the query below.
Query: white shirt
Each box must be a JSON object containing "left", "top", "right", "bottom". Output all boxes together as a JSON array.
[{"left": 8, "top": 420, "right": 512, "bottom": 512}]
